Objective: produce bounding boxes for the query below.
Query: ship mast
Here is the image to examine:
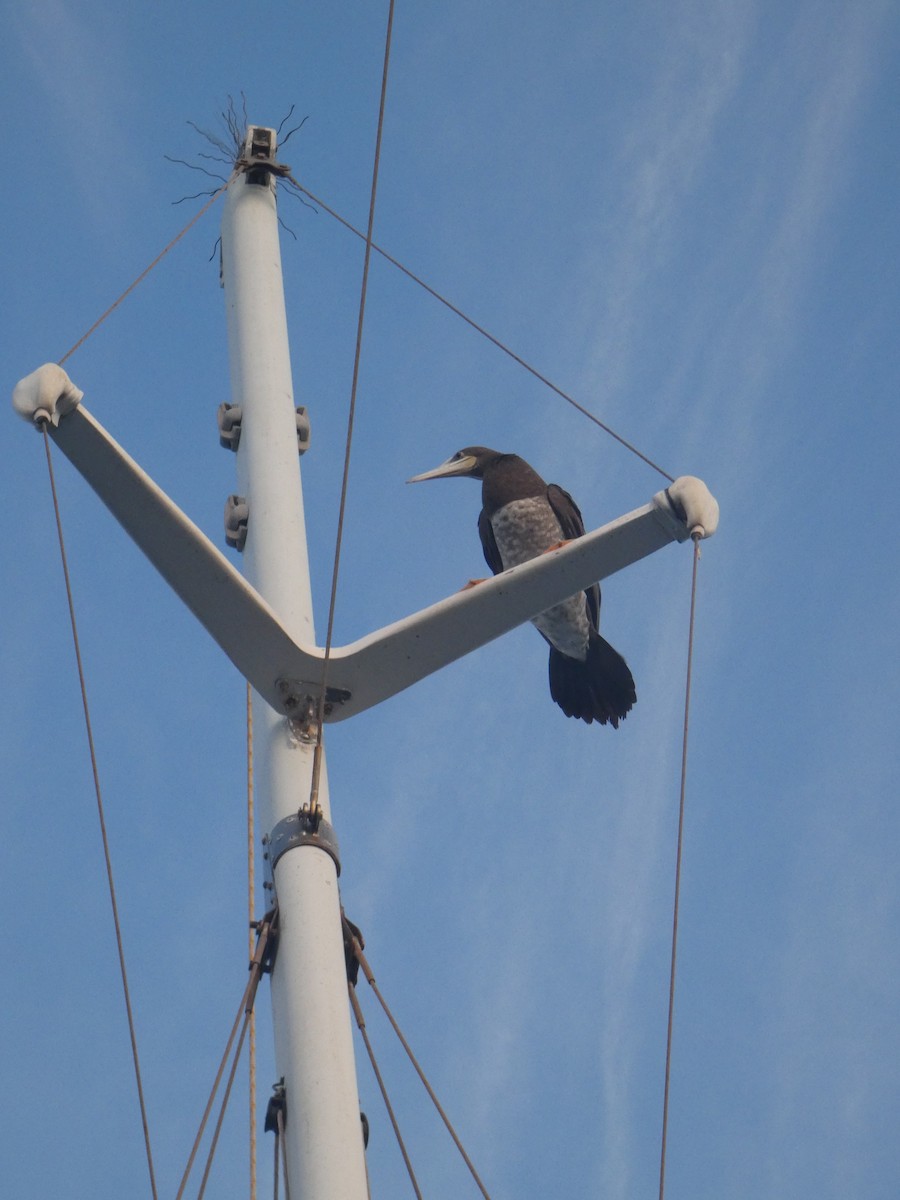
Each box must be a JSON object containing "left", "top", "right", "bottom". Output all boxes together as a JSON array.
[
  {"left": 221, "top": 126, "right": 369, "bottom": 1198},
  {"left": 12, "top": 121, "right": 717, "bottom": 1198}
]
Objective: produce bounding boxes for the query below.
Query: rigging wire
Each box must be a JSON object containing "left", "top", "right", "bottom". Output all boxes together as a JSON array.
[
  {"left": 658, "top": 533, "right": 703, "bottom": 1200},
  {"left": 283, "top": 173, "right": 676, "bottom": 484},
  {"left": 58, "top": 171, "right": 237, "bottom": 368},
  {"left": 348, "top": 985, "right": 423, "bottom": 1200},
  {"left": 271, "top": 1102, "right": 292, "bottom": 1200},
  {"left": 247, "top": 683, "right": 258, "bottom": 1200},
  {"left": 195, "top": 1003, "right": 255, "bottom": 1200},
  {"left": 174, "top": 908, "right": 277, "bottom": 1200},
  {"left": 39, "top": 424, "right": 159, "bottom": 1200},
  {"left": 174, "top": 966, "right": 256, "bottom": 1200},
  {"left": 308, "top": 0, "right": 397, "bottom": 813},
  {"left": 345, "top": 919, "right": 493, "bottom": 1200}
]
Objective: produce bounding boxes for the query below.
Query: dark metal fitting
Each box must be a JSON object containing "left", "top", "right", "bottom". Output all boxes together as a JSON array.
[
  {"left": 295, "top": 406, "right": 311, "bottom": 454},
  {"left": 264, "top": 1078, "right": 287, "bottom": 1134},
  {"left": 238, "top": 126, "right": 292, "bottom": 185},
  {"left": 224, "top": 494, "right": 249, "bottom": 551},
  {"left": 217, "top": 402, "right": 242, "bottom": 450},
  {"left": 275, "top": 677, "right": 351, "bottom": 718},
  {"left": 263, "top": 811, "right": 341, "bottom": 877},
  {"left": 217, "top": 402, "right": 309, "bottom": 456},
  {"left": 287, "top": 696, "right": 321, "bottom": 746}
]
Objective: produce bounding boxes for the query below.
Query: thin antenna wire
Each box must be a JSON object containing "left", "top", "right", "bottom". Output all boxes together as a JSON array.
[
  {"left": 40, "top": 425, "right": 159, "bottom": 1200},
  {"left": 309, "top": 0, "right": 396, "bottom": 811},
  {"left": 658, "top": 533, "right": 702, "bottom": 1200},
  {"left": 285, "top": 175, "right": 675, "bottom": 483}
]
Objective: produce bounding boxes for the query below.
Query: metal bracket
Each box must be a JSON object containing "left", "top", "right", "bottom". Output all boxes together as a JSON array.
[
  {"left": 295, "top": 406, "right": 311, "bottom": 454},
  {"left": 263, "top": 810, "right": 342, "bottom": 878},
  {"left": 217, "top": 402, "right": 242, "bottom": 450},
  {"left": 264, "top": 1078, "right": 287, "bottom": 1134},
  {"left": 250, "top": 906, "right": 280, "bottom": 977},
  {"left": 218, "top": 402, "right": 310, "bottom": 455},
  {"left": 275, "top": 676, "right": 351, "bottom": 717},
  {"left": 224, "top": 494, "right": 249, "bottom": 551},
  {"left": 237, "top": 126, "right": 292, "bottom": 186}
]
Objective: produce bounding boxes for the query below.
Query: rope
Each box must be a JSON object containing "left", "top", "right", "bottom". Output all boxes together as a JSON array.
[
  {"left": 247, "top": 683, "right": 258, "bottom": 1200},
  {"left": 175, "top": 909, "right": 277, "bottom": 1200},
  {"left": 349, "top": 985, "right": 423, "bottom": 1200},
  {"left": 39, "top": 426, "right": 159, "bottom": 1197},
  {"left": 308, "top": 0, "right": 396, "bottom": 812},
  {"left": 284, "top": 175, "right": 675, "bottom": 483},
  {"left": 344, "top": 919, "right": 492, "bottom": 1200},
  {"left": 57, "top": 172, "right": 237, "bottom": 367},
  {"left": 658, "top": 533, "right": 703, "bottom": 1200}
]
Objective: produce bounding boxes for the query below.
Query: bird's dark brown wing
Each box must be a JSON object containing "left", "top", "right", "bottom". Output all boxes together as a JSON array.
[
  {"left": 547, "top": 484, "right": 586, "bottom": 539},
  {"left": 547, "top": 483, "right": 600, "bottom": 630},
  {"left": 478, "top": 508, "right": 504, "bottom": 575}
]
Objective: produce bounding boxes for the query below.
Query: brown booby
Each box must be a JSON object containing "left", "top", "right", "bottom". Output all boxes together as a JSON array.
[{"left": 408, "top": 447, "right": 636, "bottom": 726}]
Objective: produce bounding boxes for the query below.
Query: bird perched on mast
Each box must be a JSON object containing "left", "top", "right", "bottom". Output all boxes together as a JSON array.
[{"left": 408, "top": 446, "right": 636, "bottom": 726}]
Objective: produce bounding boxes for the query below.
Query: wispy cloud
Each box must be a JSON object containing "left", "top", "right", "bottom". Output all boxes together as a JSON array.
[
  {"left": 653, "top": 3, "right": 890, "bottom": 490},
  {"left": 577, "top": 3, "right": 756, "bottom": 408},
  {"left": 13, "top": 1, "right": 138, "bottom": 234}
]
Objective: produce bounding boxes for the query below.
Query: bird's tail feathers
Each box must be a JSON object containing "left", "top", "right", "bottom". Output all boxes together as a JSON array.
[{"left": 548, "top": 630, "right": 636, "bottom": 727}]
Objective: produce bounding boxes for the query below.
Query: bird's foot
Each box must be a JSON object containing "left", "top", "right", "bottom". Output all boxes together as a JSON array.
[
  {"left": 459, "top": 577, "right": 487, "bottom": 591},
  {"left": 543, "top": 539, "right": 573, "bottom": 554}
]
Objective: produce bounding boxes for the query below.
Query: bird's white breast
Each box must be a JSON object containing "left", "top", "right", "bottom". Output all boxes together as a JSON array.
[
  {"left": 491, "top": 498, "right": 562, "bottom": 567},
  {"left": 491, "top": 499, "right": 590, "bottom": 659}
]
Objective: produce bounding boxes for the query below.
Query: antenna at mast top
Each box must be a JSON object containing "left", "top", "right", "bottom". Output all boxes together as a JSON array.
[
  {"left": 243, "top": 124, "right": 277, "bottom": 159},
  {"left": 239, "top": 125, "right": 282, "bottom": 187}
]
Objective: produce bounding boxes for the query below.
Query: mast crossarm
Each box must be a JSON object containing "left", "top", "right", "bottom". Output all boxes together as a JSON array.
[
  {"left": 17, "top": 375, "right": 717, "bottom": 723},
  {"left": 40, "top": 401, "right": 323, "bottom": 711},
  {"left": 320, "top": 492, "right": 707, "bottom": 720}
]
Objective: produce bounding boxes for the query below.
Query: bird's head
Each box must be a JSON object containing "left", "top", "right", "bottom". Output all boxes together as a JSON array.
[{"left": 407, "top": 446, "right": 506, "bottom": 483}]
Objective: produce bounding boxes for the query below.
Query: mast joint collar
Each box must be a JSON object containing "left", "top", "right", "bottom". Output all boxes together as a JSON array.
[{"left": 263, "top": 810, "right": 341, "bottom": 879}]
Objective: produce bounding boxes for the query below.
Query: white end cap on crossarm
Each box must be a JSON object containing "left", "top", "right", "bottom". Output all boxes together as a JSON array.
[
  {"left": 658, "top": 476, "right": 720, "bottom": 539},
  {"left": 12, "top": 363, "right": 84, "bottom": 427}
]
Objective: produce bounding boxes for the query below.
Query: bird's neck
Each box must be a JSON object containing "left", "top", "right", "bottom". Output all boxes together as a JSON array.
[{"left": 481, "top": 456, "right": 547, "bottom": 513}]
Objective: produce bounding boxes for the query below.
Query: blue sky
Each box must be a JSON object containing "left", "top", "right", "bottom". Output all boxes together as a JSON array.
[{"left": 3, "top": 2, "right": 899, "bottom": 1197}]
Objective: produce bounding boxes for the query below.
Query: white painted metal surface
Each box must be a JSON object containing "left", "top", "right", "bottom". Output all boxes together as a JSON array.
[
  {"left": 38, "top": 396, "right": 712, "bottom": 723},
  {"left": 220, "top": 143, "right": 369, "bottom": 1199}
]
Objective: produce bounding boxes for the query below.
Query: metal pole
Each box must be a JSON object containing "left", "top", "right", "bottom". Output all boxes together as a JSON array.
[{"left": 221, "top": 128, "right": 369, "bottom": 1200}]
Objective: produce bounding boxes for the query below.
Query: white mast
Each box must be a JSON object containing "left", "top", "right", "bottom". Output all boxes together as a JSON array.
[{"left": 220, "top": 126, "right": 369, "bottom": 1199}]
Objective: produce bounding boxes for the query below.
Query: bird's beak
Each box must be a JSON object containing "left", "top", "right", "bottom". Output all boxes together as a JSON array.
[{"left": 407, "top": 453, "right": 478, "bottom": 483}]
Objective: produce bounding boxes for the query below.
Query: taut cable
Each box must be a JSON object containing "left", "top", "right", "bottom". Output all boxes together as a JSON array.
[
  {"left": 40, "top": 425, "right": 159, "bottom": 1200},
  {"left": 285, "top": 174, "right": 675, "bottom": 484},
  {"left": 309, "top": 0, "right": 397, "bottom": 812},
  {"left": 58, "top": 173, "right": 236, "bottom": 367},
  {"left": 658, "top": 533, "right": 703, "bottom": 1200}
]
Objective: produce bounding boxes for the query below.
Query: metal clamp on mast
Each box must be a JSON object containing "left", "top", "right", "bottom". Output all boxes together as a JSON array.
[{"left": 263, "top": 811, "right": 342, "bottom": 880}]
